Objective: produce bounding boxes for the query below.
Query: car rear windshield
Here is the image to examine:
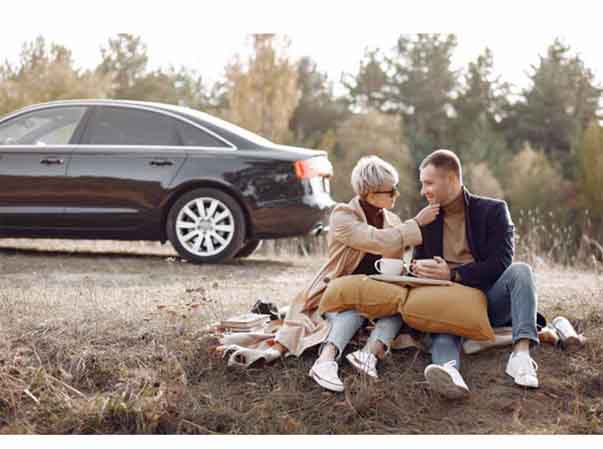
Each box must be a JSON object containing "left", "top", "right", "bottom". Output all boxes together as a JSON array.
[{"left": 154, "top": 104, "right": 275, "bottom": 147}]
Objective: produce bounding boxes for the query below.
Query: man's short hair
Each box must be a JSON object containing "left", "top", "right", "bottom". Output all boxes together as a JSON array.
[{"left": 419, "top": 149, "right": 463, "bottom": 182}]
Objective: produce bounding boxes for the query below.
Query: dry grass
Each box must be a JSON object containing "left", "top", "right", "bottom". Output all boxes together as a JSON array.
[{"left": 0, "top": 238, "right": 602, "bottom": 434}]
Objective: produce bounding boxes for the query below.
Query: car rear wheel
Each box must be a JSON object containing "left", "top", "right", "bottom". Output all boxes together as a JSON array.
[
  {"left": 234, "top": 239, "right": 262, "bottom": 258},
  {"left": 167, "top": 188, "right": 246, "bottom": 264}
]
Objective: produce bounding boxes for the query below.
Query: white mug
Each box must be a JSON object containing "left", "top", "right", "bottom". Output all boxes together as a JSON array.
[{"left": 374, "top": 258, "right": 405, "bottom": 275}]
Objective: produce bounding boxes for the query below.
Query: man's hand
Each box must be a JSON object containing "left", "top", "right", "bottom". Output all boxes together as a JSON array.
[{"left": 412, "top": 256, "right": 451, "bottom": 280}]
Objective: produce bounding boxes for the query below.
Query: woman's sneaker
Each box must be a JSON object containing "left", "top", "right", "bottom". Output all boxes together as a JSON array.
[
  {"left": 309, "top": 360, "right": 344, "bottom": 392},
  {"left": 505, "top": 352, "right": 539, "bottom": 388},
  {"left": 424, "top": 360, "right": 470, "bottom": 399},
  {"left": 346, "top": 350, "right": 378, "bottom": 378}
]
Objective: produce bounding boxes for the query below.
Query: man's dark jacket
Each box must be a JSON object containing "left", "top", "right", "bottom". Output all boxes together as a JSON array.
[{"left": 413, "top": 188, "right": 515, "bottom": 293}]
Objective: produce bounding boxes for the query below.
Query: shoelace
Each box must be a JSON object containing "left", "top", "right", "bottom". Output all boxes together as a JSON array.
[
  {"left": 355, "top": 352, "right": 376, "bottom": 370},
  {"left": 442, "top": 360, "right": 458, "bottom": 369},
  {"left": 438, "top": 360, "right": 468, "bottom": 388},
  {"left": 515, "top": 354, "right": 538, "bottom": 375}
]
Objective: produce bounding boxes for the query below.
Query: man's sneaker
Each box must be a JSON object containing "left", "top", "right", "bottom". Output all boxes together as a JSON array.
[
  {"left": 346, "top": 350, "right": 378, "bottom": 379},
  {"left": 505, "top": 352, "right": 539, "bottom": 388},
  {"left": 309, "top": 360, "right": 344, "bottom": 392},
  {"left": 424, "top": 360, "right": 470, "bottom": 399}
]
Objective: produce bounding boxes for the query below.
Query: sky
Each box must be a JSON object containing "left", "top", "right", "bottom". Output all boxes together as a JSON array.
[{"left": 0, "top": 1, "right": 601, "bottom": 96}]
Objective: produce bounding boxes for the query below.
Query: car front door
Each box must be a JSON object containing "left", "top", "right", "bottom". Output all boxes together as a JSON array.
[
  {"left": 0, "top": 106, "right": 88, "bottom": 230},
  {"left": 63, "top": 106, "right": 187, "bottom": 233}
]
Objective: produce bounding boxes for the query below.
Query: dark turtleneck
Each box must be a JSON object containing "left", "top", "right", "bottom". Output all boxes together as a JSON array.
[
  {"left": 352, "top": 199, "right": 385, "bottom": 275},
  {"left": 359, "top": 198, "right": 384, "bottom": 228}
]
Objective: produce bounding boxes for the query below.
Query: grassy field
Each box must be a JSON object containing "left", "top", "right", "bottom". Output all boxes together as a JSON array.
[{"left": 0, "top": 238, "right": 601, "bottom": 434}]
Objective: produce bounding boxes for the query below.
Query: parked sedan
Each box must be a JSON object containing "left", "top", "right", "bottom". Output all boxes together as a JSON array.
[{"left": 0, "top": 100, "right": 335, "bottom": 263}]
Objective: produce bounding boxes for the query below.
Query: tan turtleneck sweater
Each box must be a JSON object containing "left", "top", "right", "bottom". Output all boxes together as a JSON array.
[{"left": 443, "top": 190, "right": 475, "bottom": 270}]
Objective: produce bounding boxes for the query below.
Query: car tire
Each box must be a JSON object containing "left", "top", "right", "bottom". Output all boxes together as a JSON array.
[
  {"left": 167, "top": 188, "right": 246, "bottom": 264},
  {"left": 234, "top": 239, "right": 262, "bottom": 258}
]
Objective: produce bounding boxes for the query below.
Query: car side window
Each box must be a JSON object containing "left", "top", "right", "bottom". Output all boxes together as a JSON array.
[
  {"left": 0, "top": 107, "right": 87, "bottom": 145},
  {"left": 84, "top": 107, "right": 179, "bottom": 146},
  {"left": 177, "top": 122, "right": 228, "bottom": 147}
]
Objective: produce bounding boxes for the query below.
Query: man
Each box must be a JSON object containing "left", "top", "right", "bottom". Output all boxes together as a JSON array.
[{"left": 412, "top": 149, "right": 539, "bottom": 399}]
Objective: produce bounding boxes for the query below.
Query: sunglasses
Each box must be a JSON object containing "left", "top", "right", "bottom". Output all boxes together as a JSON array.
[{"left": 374, "top": 186, "right": 399, "bottom": 198}]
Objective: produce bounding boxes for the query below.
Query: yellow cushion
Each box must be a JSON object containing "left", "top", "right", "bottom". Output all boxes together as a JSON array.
[
  {"left": 400, "top": 284, "right": 495, "bottom": 341},
  {"left": 318, "top": 275, "right": 409, "bottom": 320}
]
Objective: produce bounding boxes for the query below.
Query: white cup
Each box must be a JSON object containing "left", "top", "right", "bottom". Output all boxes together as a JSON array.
[
  {"left": 374, "top": 258, "right": 405, "bottom": 275},
  {"left": 414, "top": 258, "right": 439, "bottom": 268}
]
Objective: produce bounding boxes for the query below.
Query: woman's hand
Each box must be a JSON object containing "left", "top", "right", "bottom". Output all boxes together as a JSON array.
[{"left": 414, "top": 204, "right": 440, "bottom": 227}]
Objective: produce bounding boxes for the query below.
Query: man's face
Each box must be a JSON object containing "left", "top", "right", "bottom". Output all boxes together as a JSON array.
[{"left": 419, "top": 164, "right": 456, "bottom": 206}]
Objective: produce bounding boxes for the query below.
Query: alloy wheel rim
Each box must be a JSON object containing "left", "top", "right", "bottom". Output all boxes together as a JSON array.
[{"left": 175, "top": 197, "right": 235, "bottom": 257}]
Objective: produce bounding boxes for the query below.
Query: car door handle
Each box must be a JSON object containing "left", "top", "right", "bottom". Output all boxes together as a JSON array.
[
  {"left": 40, "top": 158, "right": 64, "bottom": 165},
  {"left": 149, "top": 159, "right": 173, "bottom": 167}
]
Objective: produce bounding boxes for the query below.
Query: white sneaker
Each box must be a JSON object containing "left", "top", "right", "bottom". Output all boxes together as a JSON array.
[
  {"left": 505, "top": 352, "right": 539, "bottom": 388},
  {"left": 346, "top": 350, "right": 378, "bottom": 379},
  {"left": 424, "top": 360, "right": 470, "bottom": 399},
  {"left": 309, "top": 360, "right": 344, "bottom": 392}
]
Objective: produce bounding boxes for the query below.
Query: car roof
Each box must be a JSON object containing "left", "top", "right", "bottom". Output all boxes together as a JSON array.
[
  {"left": 19, "top": 98, "right": 204, "bottom": 116},
  {"left": 7, "top": 99, "right": 274, "bottom": 148}
]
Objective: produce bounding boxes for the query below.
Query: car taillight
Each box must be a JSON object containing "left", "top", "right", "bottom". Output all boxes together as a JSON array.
[{"left": 294, "top": 156, "right": 333, "bottom": 179}]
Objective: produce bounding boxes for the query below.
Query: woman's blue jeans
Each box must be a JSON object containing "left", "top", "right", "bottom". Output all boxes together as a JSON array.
[{"left": 323, "top": 310, "right": 402, "bottom": 359}]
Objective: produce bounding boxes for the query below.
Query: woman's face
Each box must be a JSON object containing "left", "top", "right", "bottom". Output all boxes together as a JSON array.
[{"left": 365, "top": 186, "right": 399, "bottom": 209}]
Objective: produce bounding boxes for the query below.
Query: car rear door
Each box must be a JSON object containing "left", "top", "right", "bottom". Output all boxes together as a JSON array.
[
  {"left": 63, "top": 105, "right": 187, "bottom": 232},
  {"left": 0, "top": 106, "right": 88, "bottom": 229}
]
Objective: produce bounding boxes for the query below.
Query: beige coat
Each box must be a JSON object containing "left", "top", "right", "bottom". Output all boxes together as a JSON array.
[{"left": 220, "top": 196, "right": 422, "bottom": 357}]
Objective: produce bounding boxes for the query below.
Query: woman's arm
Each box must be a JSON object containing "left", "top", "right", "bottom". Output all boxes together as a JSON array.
[{"left": 330, "top": 205, "right": 422, "bottom": 254}]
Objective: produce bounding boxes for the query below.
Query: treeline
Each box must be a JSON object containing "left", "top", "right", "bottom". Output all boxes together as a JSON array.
[{"left": 1, "top": 33, "right": 603, "bottom": 261}]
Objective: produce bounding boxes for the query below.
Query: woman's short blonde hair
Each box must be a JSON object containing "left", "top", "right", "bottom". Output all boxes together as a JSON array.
[{"left": 350, "top": 155, "right": 399, "bottom": 198}]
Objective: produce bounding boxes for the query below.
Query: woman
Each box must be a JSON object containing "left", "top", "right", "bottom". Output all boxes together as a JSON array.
[{"left": 221, "top": 156, "right": 439, "bottom": 390}]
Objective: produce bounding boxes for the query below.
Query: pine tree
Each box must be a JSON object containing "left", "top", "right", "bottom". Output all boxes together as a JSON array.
[
  {"left": 509, "top": 39, "right": 602, "bottom": 176},
  {"left": 451, "top": 48, "right": 511, "bottom": 175},
  {"left": 344, "top": 34, "right": 458, "bottom": 166},
  {"left": 289, "top": 57, "right": 348, "bottom": 149}
]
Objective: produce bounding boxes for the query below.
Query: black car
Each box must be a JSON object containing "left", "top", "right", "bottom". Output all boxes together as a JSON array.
[{"left": 0, "top": 100, "right": 335, "bottom": 263}]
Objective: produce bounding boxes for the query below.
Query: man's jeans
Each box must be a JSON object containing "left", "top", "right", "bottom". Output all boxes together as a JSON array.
[
  {"left": 323, "top": 310, "right": 402, "bottom": 359},
  {"left": 431, "top": 262, "right": 539, "bottom": 368}
]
